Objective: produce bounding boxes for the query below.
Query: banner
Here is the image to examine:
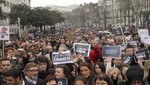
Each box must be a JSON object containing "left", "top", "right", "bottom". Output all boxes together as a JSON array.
[
  {"left": 102, "top": 45, "right": 121, "bottom": 58},
  {"left": 138, "top": 29, "right": 149, "bottom": 36},
  {"left": 73, "top": 43, "right": 91, "bottom": 57},
  {"left": 52, "top": 51, "right": 72, "bottom": 64},
  {"left": 57, "top": 78, "right": 68, "bottom": 85},
  {"left": 0, "top": 26, "right": 10, "bottom": 40}
]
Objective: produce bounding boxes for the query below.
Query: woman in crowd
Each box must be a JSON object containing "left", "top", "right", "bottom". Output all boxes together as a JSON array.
[
  {"left": 55, "top": 65, "right": 75, "bottom": 85},
  {"left": 107, "top": 67, "right": 123, "bottom": 84},
  {"left": 94, "top": 62, "right": 106, "bottom": 75},
  {"left": 35, "top": 55, "right": 55, "bottom": 79},
  {"left": 79, "top": 62, "right": 95, "bottom": 85},
  {"left": 73, "top": 76, "right": 88, "bottom": 85},
  {"left": 44, "top": 75, "right": 58, "bottom": 85},
  {"left": 93, "top": 73, "right": 114, "bottom": 85}
]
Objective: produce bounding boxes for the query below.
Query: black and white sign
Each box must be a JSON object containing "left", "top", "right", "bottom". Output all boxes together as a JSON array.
[
  {"left": 129, "top": 41, "right": 138, "bottom": 46},
  {"left": 102, "top": 45, "right": 121, "bottom": 58},
  {"left": 123, "top": 54, "right": 137, "bottom": 65},
  {"left": 57, "top": 78, "right": 68, "bottom": 85},
  {"left": 136, "top": 48, "right": 149, "bottom": 60},
  {"left": 73, "top": 43, "right": 91, "bottom": 57},
  {"left": 52, "top": 51, "right": 72, "bottom": 64}
]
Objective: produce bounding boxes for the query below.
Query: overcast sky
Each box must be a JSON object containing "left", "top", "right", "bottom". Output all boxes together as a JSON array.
[{"left": 31, "top": 0, "right": 98, "bottom": 7}]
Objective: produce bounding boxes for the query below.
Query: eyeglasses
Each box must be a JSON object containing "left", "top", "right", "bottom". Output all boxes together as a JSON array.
[
  {"left": 27, "top": 70, "right": 39, "bottom": 72},
  {"left": 2, "top": 64, "right": 10, "bottom": 67}
]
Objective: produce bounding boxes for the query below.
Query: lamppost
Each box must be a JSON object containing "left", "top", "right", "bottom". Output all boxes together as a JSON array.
[{"left": 18, "top": 17, "right": 21, "bottom": 37}]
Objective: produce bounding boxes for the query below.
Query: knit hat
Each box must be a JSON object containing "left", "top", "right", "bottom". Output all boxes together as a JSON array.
[{"left": 126, "top": 66, "right": 144, "bottom": 82}]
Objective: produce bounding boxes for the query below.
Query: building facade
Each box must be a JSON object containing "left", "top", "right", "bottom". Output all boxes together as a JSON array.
[
  {"left": 0, "top": 0, "right": 30, "bottom": 25},
  {"left": 0, "top": 0, "right": 30, "bottom": 34}
]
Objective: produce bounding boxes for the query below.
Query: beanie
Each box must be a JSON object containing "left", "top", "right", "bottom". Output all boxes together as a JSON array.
[{"left": 126, "top": 66, "right": 144, "bottom": 83}]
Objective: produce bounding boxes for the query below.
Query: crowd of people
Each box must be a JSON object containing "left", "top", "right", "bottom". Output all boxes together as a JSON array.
[{"left": 0, "top": 27, "right": 150, "bottom": 85}]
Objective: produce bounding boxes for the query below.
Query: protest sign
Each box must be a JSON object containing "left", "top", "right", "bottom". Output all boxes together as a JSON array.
[
  {"left": 136, "top": 48, "right": 149, "bottom": 60},
  {"left": 102, "top": 45, "right": 121, "bottom": 58},
  {"left": 140, "top": 34, "right": 150, "bottom": 44},
  {"left": 123, "top": 54, "right": 137, "bottom": 65},
  {"left": 73, "top": 43, "right": 91, "bottom": 57},
  {"left": 76, "top": 36, "right": 82, "bottom": 40},
  {"left": 28, "top": 32, "right": 35, "bottom": 37},
  {"left": 112, "top": 27, "right": 122, "bottom": 36},
  {"left": 0, "top": 26, "right": 10, "bottom": 40},
  {"left": 138, "top": 29, "right": 149, "bottom": 36},
  {"left": 23, "top": 30, "right": 28, "bottom": 39},
  {"left": 52, "top": 51, "right": 72, "bottom": 64},
  {"left": 57, "top": 78, "right": 68, "bottom": 85},
  {"left": 67, "top": 34, "right": 76, "bottom": 41},
  {"left": 128, "top": 41, "right": 138, "bottom": 46},
  {"left": 95, "top": 36, "right": 100, "bottom": 40}
]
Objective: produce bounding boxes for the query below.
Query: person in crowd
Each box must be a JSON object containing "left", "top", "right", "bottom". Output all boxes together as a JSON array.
[
  {"left": 35, "top": 55, "right": 55, "bottom": 79},
  {"left": 73, "top": 76, "right": 88, "bottom": 85},
  {"left": 93, "top": 73, "right": 114, "bottom": 85},
  {"left": 44, "top": 75, "right": 58, "bottom": 85},
  {"left": 79, "top": 62, "right": 95, "bottom": 85},
  {"left": 23, "top": 62, "right": 43, "bottom": 85},
  {"left": 4, "top": 68, "right": 22, "bottom": 85},
  {"left": 55, "top": 65, "right": 75, "bottom": 85},
  {"left": 112, "top": 58, "right": 122, "bottom": 69},
  {"left": 6, "top": 47, "right": 15, "bottom": 60},
  {"left": 0, "top": 57, "right": 12, "bottom": 73},
  {"left": 107, "top": 67, "right": 122, "bottom": 84},
  {"left": 0, "top": 58, "right": 6, "bottom": 85},
  {"left": 120, "top": 66, "right": 144, "bottom": 85},
  {"left": 94, "top": 62, "right": 106, "bottom": 75},
  {"left": 89, "top": 41, "right": 101, "bottom": 64}
]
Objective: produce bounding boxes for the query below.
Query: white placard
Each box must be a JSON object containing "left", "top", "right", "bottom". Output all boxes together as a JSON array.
[
  {"left": 138, "top": 29, "right": 149, "bottom": 36},
  {"left": 52, "top": 51, "right": 72, "bottom": 65},
  {"left": 0, "top": 26, "right": 10, "bottom": 40},
  {"left": 140, "top": 34, "right": 150, "bottom": 44}
]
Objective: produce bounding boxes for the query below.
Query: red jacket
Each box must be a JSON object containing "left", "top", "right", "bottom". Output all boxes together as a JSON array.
[{"left": 89, "top": 46, "right": 101, "bottom": 63}]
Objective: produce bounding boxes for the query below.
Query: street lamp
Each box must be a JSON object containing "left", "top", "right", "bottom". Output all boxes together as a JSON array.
[{"left": 18, "top": 17, "right": 21, "bottom": 37}]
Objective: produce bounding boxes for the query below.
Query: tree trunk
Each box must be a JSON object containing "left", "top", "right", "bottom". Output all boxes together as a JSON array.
[{"left": 128, "top": 9, "right": 130, "bottom": 27}]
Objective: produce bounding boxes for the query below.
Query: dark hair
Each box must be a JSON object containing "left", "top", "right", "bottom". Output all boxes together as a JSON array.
[
  {"left": 35, "top": 55, "right": 54, "bottom": 69},
  {"left": 94, "top": 62, "right": 106, "bottom": 74},
  {"left": 93, "top": 73, "right": 114, "bottom": 85},
  {"left": 0, "top": 57, "right": 11, "bottom": 63},
  {"left": 44, "top": 75, "right": 58, "bottom": 85},
  {"left": 73, "top": 76, "right": 88, "bottom": 85},
  {"left": 79, "top": 62, "right": 93, "bottom": 76},
  {"left": 4, "top": 68, "right": 22, "bottom": 79},
  {"left": 55, "top": 65, "right": 75, "bottom": 82}
]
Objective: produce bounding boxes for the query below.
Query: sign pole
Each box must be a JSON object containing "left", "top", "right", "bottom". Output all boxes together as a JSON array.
[
  {"left": 2, "top": 40, "right": 4, "bottom": 57},
  {"left": 120, "top": 27, "right": 125, "bottom": 42}
]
